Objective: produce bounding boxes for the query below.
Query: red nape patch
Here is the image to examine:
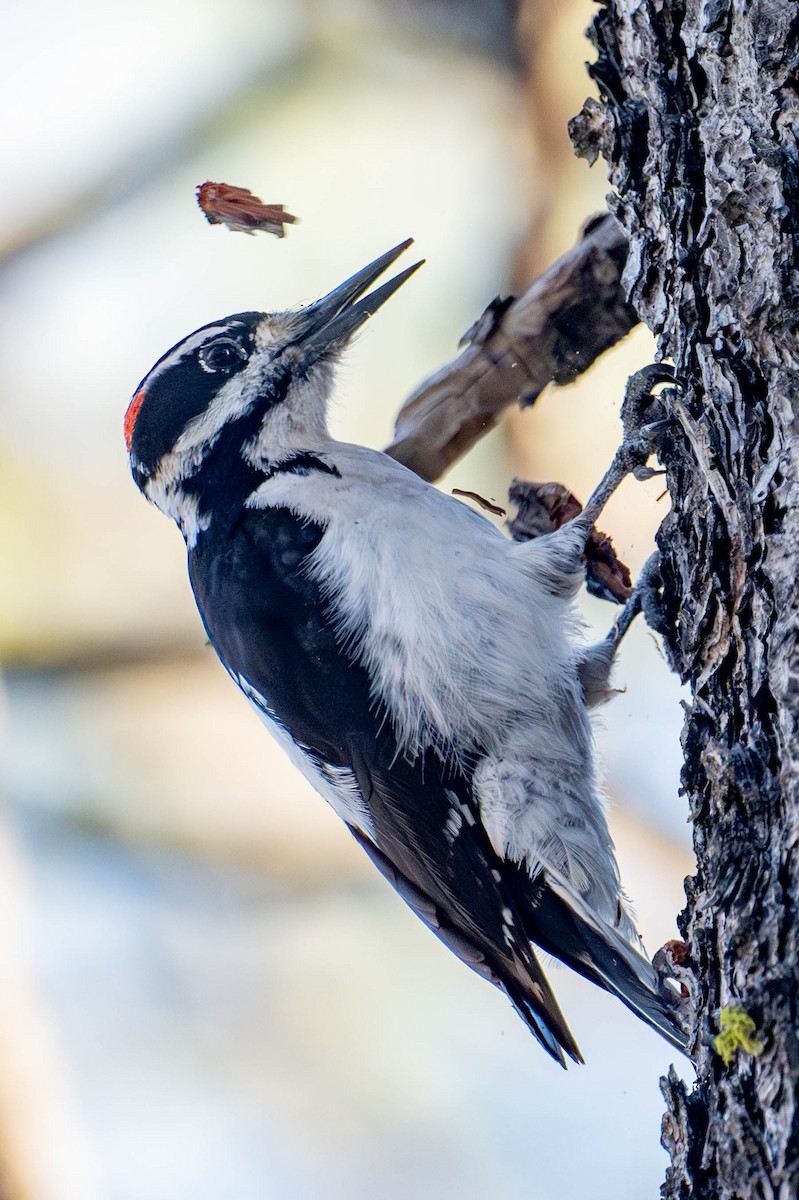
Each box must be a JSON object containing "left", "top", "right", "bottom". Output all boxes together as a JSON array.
[{"left": 124, "top": 387, "right": 146, "bottom": 452}]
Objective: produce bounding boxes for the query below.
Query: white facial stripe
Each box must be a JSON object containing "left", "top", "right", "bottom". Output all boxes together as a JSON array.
[
  {"left": 142, "top": 312, "right": 336, "bottom": 500},
  {"left": 151, "top": 358, "right": 267, "bottom": 493},
  {"left": 167, "top": 335, "right": 325, "bottom": 476},
  {"left": 174, "top": 369, "right": 253, "bottom": 457},
  {"left": 143, "top": 325, "right": 233, "bottom": 390}
]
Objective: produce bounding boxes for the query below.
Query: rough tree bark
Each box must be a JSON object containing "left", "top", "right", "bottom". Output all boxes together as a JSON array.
[{"left": 570, "top": 2, "right": 799, "bottom": 1197}]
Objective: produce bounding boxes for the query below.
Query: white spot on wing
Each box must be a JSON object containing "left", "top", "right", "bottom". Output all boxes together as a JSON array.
[
  {"left": 501, "top": 907, "right": 515, "bottom": 949},
  {"left": 444, "top": 806, "right": 462, "bottom": 845}
]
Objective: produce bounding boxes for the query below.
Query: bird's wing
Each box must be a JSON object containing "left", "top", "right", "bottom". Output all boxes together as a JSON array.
[
  {"left": 190, "top": 503, "right": 688, "bottom": 1061},
  {"left": 188, "top": 503, "right": 583, "bottom": 1065},
  {"left": 343, "top": 736, "right": 584, "bottom": 1066}
]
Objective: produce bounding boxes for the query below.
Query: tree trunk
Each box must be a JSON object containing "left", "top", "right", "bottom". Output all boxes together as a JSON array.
[{"left": 570, "top": 1, "right": 799, "bottom": 1196}]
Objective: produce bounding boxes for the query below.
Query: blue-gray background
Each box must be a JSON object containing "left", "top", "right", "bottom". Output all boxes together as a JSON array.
[{"left": 0, "top": 3, "right": 693, "bottom": 1196}]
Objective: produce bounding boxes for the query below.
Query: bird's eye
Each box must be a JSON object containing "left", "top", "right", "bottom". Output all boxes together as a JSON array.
[{"left": 198, "top": 338, "right": 247, "bottom": 374}]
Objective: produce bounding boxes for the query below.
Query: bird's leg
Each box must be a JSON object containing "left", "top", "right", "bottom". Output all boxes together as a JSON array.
[
  {"left": 579, "top": 364, "right": 680, "bottom": 528},
  {"left": 607, "top": 551, "right": 663, "bottom": 651},
  {"left": 577, "top": 552, "right": 662, "bottom": 705},
  {"left": 520, "top": 365, "right": 681, "bottom": 624}
]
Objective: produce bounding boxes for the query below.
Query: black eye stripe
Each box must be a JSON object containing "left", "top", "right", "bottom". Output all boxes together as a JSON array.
[{"left": 128, "top": 312, "right": 263, "bottom": 474}]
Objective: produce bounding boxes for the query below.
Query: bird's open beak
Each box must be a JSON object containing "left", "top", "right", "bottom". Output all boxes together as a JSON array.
[{"left": 292, "top": 239, "right": 424, "bottom": 357}]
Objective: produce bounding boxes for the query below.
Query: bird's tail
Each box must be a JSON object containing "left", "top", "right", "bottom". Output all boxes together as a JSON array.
[
  {"left": 502, "top": 973, "right": 584, "bottom": 1068},
  {"left": 521, "top": 871, "right": 690, "bottom": 1057},
  {"left": 350, "top": 821, "right": 587, "bottom": 1068}
]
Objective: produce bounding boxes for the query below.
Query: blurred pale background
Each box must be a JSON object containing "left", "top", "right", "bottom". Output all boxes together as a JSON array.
[{"left": 0, "top": 2, "right": 694, "bottom": 1197}]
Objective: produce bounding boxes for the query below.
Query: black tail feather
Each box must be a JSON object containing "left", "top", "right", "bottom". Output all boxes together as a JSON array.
[
  {"left": 350, "top": 824, "right": 586, "bottom": 1065},
  {"left": 519, "top": 876, "right": 690, "bottom": 1057},
  {"left": 504, "top": 979, "right": 583, "bottom": 1068}
]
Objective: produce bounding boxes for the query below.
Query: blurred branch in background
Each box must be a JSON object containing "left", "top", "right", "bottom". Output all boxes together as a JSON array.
[
  {"left": 387, "top": 213, "right": 637, "bottom": 481},
  {"left": 0, "top": 818, "right": 102, "bottom": 1200}
]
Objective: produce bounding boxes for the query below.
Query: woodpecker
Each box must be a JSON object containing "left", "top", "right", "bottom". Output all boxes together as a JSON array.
[{"left": 125, "top": 240, "right": 688, "bottom": 1065}]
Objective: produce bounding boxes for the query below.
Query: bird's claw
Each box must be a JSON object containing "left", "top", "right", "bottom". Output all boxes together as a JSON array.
[
  {"left": 620, "top": 364, "right": 683, "bottom": 445},
  {"left": 652, "top": 939, "right": 696, "bottom": 1032},
  {"left": 631, "top": 464, "right": 666, "bottom": 482},
  {"left": 640, "top": 416, "right": 679, "bottom": 441},
  {"left": 599, "top": 366, "right": 684, "bottom": 495}
]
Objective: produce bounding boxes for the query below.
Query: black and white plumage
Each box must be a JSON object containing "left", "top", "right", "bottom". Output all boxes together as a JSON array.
[{"left": 125, "top": 240, "right": 687, "bottom": 1065}]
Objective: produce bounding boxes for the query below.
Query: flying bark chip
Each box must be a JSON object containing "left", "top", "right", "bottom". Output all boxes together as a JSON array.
[{"left": 196, "top": 182, "right": 298, "bottom": 237}]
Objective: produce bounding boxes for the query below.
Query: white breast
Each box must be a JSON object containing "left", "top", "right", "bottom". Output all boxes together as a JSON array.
[
  {"left": 247, "top": 443, "right": 630, "bottom": 933},
  {"left": 250, "top": 447, "right": 574, "bottom": 745}
]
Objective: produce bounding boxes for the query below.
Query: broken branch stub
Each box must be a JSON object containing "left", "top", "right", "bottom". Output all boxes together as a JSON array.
[{"left": 385, "top": 213, "right": 638, "bottom": 482}]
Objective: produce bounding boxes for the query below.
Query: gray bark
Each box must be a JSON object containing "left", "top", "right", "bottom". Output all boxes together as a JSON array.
[{"left": 570, "top": 1, "right": 799, "bottom": 1197}]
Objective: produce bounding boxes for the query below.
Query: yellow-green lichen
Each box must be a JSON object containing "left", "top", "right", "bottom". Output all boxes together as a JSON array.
[{"left": 713, "top": 1007, "right": 765, "bottom": 1065}]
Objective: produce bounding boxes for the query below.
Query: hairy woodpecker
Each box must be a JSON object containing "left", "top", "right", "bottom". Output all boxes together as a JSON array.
[{"left": 125, "top": 240, "right": 687, "bottom": 1066}]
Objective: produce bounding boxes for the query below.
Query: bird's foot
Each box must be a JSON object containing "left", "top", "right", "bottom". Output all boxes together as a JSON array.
[
  {"left": 653, "top": 939, "right": 696, "bottom": 1032},
  {"left": 579, "top": 365, "right": 683, "bottom": 526},
  {"left": 621, "top": 363, "right": 682, "bottom": 443}
]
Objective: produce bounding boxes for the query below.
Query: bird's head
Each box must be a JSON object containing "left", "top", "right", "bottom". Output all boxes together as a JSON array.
[{"left": 125, "top": 239, "right": 422, "bottom": 541}]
